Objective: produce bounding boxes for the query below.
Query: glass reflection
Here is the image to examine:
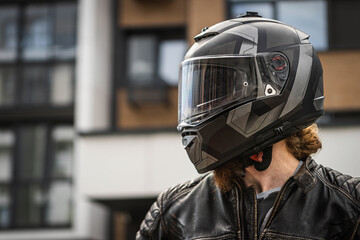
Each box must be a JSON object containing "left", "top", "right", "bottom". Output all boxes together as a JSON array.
[
  {"left": 0, "top": 7, "right": 18, "bottom": 61},
  {"left": 52, "top": 126, "right": 74, "bottom": 178},
  {"left": 50, "top": 64, "right": 74, "bottom": 106},
  {"left": 128, "top": 35, "right": 156, "bottom": 85},
  {"left": 22, "top": 5, "right": 52, "bottom": 60},
  {"left": 46, "top": 181, "right": 71, "bottom": 225},
  {"left": 158, "top": 39, "right": 187, "bottom": 86},
  {"left": 0, "top": 129, "right": 14, "bottom": 182},
  {"left": 278, "top": 1, "right": 328, "bottom": 50}
]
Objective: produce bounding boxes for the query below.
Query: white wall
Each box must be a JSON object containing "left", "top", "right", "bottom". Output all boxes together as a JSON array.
[
  {"left": 316, "top": 126, "right": 360, "bottom": 177},
  {"left": 78, "top": 133, "right": 199, "bottom": 198}
]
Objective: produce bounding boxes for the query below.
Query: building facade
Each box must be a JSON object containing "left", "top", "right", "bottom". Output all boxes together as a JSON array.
[{"left": 0, "top": 0, "right": 359, "bottom": 239}]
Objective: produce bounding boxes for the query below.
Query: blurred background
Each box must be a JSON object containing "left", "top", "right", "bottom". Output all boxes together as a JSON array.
[{"left": 0, "top": 0, "right": 359, "bottom": 239}]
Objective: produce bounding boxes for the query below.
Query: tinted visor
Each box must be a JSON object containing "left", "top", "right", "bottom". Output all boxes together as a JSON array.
[{"left": 178, "top": 53, "right": 289, "bottom": 130}]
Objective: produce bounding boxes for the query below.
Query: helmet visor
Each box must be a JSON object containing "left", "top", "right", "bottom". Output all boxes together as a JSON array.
[{"left": 178, "top": 53, "right": 289, "bottom": 130}]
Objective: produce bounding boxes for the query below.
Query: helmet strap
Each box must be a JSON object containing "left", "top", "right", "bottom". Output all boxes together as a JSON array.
[{"left": 250, "top": 146, "right": 273, "bottom": 171}]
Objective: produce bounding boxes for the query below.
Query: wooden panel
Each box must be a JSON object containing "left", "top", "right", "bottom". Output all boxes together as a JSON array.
[
  {"left": 319, "top": 51, "right": 360, "bottom": 111},
  {"left": 119, "top": 0, "right": 186, "bottom": 27},
  {"left": 114, "top": 212, "right": 128, "bottom": 240},
  {"left": 117, "top": 88, "right": 178, "bottom": 129},
  {"left": 186, "top": 0, "right": 226, "bottom": 44}
]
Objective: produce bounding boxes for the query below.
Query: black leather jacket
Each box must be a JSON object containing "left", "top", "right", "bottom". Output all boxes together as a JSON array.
[{"left": 137, "top": 158, "right": 360, "bottom": 239}]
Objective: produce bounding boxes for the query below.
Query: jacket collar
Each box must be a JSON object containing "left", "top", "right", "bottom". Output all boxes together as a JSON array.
[{"left": 293, "top": 156, "right": 317, "bottom": 194}]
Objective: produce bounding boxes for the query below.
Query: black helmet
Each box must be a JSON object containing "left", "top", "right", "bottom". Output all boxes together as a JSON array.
[{"left": 178, "top": 12, "right": 324, "bottom": 174}]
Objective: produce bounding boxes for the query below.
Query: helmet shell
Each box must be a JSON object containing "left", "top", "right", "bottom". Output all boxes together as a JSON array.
[{"left": 179, "top": 15, "right": 324, "bottom": 173}]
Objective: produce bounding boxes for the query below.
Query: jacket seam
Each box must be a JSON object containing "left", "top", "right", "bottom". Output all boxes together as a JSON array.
[
  {"left": 158, "top": 174, "right": 211, "bottom": 237},
  {"left": 189, "top": 233, "right": 237, "bottom": 240},
  {"left": 301, "top": 160, "right": 317, "bottom": 193},
  {"left": 264, "top": 229, "right": 325, "bottom": 240},
  {"left": 315, "top": 170, "right": 360, "bottom": 209},
  {"left": 162, "top": 174, "right": 210, "bottom": 211}
]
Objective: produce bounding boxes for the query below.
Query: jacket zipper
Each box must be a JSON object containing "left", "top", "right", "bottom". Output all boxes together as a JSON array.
[
  {"left": 234, "top": 181, "right": 245, "bottom": 239},
  {"left": 261, "top": 179, "right": 293, "bottom": 236},
  {"left": 235, "top": 179, "right": 295, "bottom": 239},
  {"left": 252, "top": 187, "right": 258, "bottom": 240}
]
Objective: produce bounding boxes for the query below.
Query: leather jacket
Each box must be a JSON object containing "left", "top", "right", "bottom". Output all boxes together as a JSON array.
[{"left": 137, "top": 158, "right": 360, "bottom": 239}]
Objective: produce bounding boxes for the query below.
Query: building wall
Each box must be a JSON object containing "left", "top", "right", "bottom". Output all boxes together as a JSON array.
[
  {"left": 78, "top": 133, "right": 198, "bottom": 198},
  {"left": 319, "top": 51, "right": 360, "bottom": 110}
]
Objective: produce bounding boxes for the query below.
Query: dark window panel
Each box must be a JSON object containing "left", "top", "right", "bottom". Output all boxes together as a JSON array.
[
  {"left": 54, "top": 3, "right": 77, "bottom": 59},
  {"left": 329, "top": 0, "right": 360, "bottom": 49},
  {"left": 21, "top": 65, "right": 49, "bottom": 105},
  {"left": 17, "top": 125, "right": 46, "bottom": 180},
  {"left": 15, "top": 184, "right": 43, "bottom": 227},
  {"left": 0, "top": 66, "right": 16, "bottom": 106}
]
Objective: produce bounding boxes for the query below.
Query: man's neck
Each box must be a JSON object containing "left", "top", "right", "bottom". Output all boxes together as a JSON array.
[{"left": 243, "top": 140, "right": 300, "bottom": 193}]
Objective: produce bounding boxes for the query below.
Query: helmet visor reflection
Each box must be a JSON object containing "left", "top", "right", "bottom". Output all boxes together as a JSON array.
[{"left": 178, "top": 54, "right": 289, "bottom": 130}]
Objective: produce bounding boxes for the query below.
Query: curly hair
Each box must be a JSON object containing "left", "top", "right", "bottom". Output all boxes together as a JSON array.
[
  {"left": 285, "top": 124, "right": 322, "bottom": 160},
  {"left": 214, "top": 124, "right": 322, "bottom": 192}
]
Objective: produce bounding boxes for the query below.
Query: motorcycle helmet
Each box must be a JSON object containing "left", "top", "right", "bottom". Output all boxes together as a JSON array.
[{"left": 178, "top": 12, "right": 324, "bottom": 174}]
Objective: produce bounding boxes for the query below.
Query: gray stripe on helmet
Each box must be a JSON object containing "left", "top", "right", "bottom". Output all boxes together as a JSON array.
[
  {"left": 226, "top": 24, "right": 258, "bottom": 54},
  {"left": 280, "top": 45, "right": 313, "bottom": 118}
]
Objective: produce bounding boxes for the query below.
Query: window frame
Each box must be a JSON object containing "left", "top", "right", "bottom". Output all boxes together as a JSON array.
[{"left": 118, "top": 26, "right": 186, "bottom": 105}]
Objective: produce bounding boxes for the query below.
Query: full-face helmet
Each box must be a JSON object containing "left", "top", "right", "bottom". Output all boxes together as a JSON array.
[{"left": 178, "top": 12, "right": 324, "bottom": 173}]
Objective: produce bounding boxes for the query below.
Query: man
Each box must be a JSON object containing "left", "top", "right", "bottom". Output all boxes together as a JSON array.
[{"left": 137, "top": 12, "right": 360, "bottom": 239}]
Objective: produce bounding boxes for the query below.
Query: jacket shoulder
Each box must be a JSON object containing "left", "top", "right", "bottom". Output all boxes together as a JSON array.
[
  {"left": 136, "top": 173, "right": 214, "bottom": 239},
  {"left": 309, "top": 159, "right": 360, "bottom": 204},
  {"left": 160, "top": 173, "right": 213, "bottom": 208}
]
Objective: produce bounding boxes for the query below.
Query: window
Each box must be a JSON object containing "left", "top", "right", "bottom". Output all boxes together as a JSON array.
[
  {"left": 0, "top": 125, "right": 74, "bottom": 229},
  {"left": 124, "top": 29, "right": 187, "bottom": 104},
  {"left": 228, "top": 0, "right": 328, "bottom": 51},
  {"left": 0, "top": 1, "right": 76, "bottom": 230},
  {"left": 0, "top": 2, "right": 76, "bottom": 108}
]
